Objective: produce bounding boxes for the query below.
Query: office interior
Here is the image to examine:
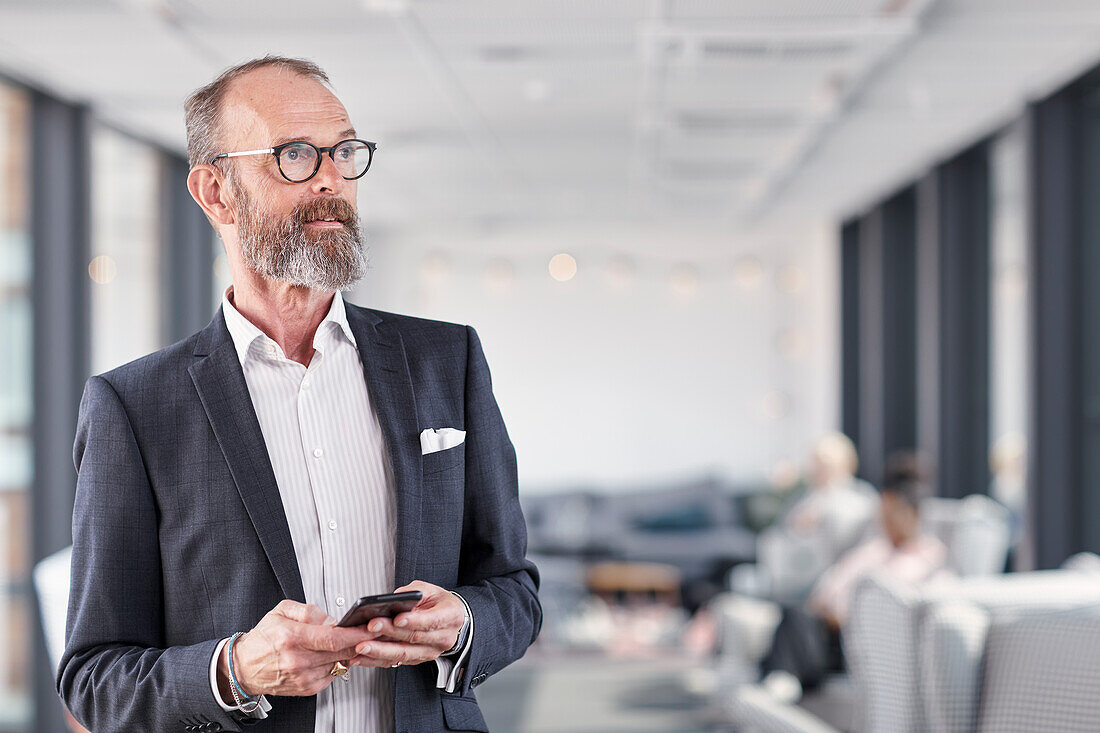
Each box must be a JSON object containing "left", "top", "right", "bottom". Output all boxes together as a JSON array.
[{"left": 2, "top": 1, "right": 1100, "bottom": 731}]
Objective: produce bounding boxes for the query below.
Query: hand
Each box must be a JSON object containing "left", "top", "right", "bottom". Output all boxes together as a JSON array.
[
  {"left": 217, "top": 600, "right": 379, "bottom": 700},
  {"left": 349, "top": 581, "right": 467, "bottom": 668}
]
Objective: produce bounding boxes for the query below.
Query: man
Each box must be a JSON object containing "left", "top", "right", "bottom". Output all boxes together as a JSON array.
[{"left": 58, "top": 56, "right": 541, "bottom": 733}]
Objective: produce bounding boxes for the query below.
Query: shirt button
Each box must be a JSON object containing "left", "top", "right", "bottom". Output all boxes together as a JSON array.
[
  {"left": 301, "top": 378, "right": 311, "bottom": 390},
  {"left": 328, "top": 519, "right": 338, "bottom": 531},
  {"left": 313, "top": 448, "right": 323, "bottom": 458},
  {"left": 336, "top": 596, "right": 345, "bottom": 607},
  {"left": 266, "top": 345, "right": 276, "bottom": 356}
]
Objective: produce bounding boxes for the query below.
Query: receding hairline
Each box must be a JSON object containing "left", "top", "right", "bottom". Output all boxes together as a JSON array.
[
  {"left": 218, "top": 68, "right": 349, "bottom": 144},
  {"left": 184, "top": 55, "right": 336, "bottom": 169},
  {"left": 223, "top": 62, "right": 338, "bottom": 103}
]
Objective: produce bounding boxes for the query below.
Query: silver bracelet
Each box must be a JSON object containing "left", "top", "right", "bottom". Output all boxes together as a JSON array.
[{"left": 226, "top": 632, "right": 261, "bottom": 714}]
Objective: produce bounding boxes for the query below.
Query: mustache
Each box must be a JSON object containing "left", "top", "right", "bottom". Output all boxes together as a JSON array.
[{"left": 291, "top": 197, "right": 357, "bottom": 225}]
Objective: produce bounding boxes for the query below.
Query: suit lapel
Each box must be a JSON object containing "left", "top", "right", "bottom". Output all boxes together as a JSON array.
[
  {"left": 346, "top": 306, "right": 423, "bottom": 588},
  {"left": 188, "top": 311, "right": 306, "bottom": 603}
]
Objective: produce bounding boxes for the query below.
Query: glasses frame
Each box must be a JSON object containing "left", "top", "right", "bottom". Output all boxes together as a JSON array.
[{"left": 210, "top": 138, "right": 377, "bottom": 183}]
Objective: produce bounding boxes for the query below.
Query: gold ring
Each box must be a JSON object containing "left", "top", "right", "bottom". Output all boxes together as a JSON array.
[{"left": 330, "top": 660, "right": 349, "bottom": 677}]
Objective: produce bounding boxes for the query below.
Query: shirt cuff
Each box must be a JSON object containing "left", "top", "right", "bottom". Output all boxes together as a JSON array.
[
  {"left": 434, "top": 592, "right": 474, "bottom": 693},
  {"left": 210, "top": 637, "right": 272, "bottom": 719}
]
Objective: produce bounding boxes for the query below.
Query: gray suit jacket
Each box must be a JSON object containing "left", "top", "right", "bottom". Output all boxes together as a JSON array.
[{"left": 58, "top": 304, "right": 541, "bottom": 733}]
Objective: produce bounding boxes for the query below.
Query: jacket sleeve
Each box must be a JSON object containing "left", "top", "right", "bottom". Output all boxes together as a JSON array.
[
  {"left": 58, "top": 376, "right": 247, "bottom": 733},
  {"left": 450, "top": 326, "right": 542, "bottom": 695}
]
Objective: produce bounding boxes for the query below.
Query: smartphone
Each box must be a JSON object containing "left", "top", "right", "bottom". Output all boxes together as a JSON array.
[{"left": 335, "top": 591, "right": 423, "bottom": 628}]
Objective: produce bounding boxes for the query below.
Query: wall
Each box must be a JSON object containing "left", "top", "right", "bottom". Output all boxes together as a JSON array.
[{"left": 350, "top": 218, "right": 839, "bottom": 493}]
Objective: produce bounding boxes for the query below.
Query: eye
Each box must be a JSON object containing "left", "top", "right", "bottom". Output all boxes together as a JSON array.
[{"left": 280, "top": 143, "right": 315, "bottom": 164}]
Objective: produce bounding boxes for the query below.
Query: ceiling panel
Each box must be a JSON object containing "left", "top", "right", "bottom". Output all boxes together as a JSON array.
[{"left": 0, "top": 0, "right": 1096, "bottom": 235}]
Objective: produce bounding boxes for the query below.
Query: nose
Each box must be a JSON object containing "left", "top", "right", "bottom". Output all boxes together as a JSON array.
[{"left": 309, "top": 151, "right": 347, "bottom": 195}]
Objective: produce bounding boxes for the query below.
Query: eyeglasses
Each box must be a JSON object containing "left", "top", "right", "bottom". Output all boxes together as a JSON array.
[{"left": 210, "top": 138, "right": 377, "bottom": 183}]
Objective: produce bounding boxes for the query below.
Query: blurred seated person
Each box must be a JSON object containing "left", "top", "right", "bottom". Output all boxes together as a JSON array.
[
  {"left": 684, "top": 434, "right": 875, "bottom": 674},
  {"left": 734, "top": 432, "right": 877, "bottom": 603},
  {"left": 760, "top": 452, "right": 950, "bottom": 697}
]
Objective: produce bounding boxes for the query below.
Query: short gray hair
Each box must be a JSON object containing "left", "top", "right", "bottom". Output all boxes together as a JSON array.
[{"left": 184, "top": 55, "right": 331, "bottom": 169}]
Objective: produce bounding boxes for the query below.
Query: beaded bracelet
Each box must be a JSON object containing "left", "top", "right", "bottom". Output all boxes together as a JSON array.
[{"left": 227, "top": 632, "right": 261, "bottom": 714}]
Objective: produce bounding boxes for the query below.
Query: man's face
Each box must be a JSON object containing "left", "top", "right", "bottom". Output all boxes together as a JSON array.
[{"left": 220, "top": 68, "right": 366, "bottom": 290}]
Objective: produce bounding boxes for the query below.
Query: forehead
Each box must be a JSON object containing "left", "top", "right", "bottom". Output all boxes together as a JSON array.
[{"left": 221, "top": 66, "right": 353, "bottom": 147}]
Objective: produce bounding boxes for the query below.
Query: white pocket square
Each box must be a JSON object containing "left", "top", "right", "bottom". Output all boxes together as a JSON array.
[{"left": 420, "top": 427, "right": 466, "bottom": 455}]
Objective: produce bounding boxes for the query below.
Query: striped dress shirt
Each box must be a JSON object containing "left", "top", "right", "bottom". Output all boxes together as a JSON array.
[{"left": 208, "top": 289, "right": 463, "bottom": 732}]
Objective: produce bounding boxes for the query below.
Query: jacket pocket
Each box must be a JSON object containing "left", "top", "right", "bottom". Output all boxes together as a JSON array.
[{"left": 422, "top": 442, "right": 465, "bottom": 476}]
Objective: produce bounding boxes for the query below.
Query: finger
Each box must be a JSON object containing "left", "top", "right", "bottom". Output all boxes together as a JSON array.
[
  {"left": 268, "top": 644, "right": 363, "bottom": 675},
  {"left": 393, "top": 600, "right": 464, "bottom": 631},
  {"left": 393, "top": 580, "right": 431, "bottom": 596},
  {"left": 273, "top": 600, "right": 333, "bottom": 626},
  {"left": 301, "top": 644, "right": 369, "bottom": 667},
  {"left": 393, "top": 580, "right": 444, "bottom": 611},
  {"left": 363, "top": 609, "right": 452, "bottom": 636},
  {"left": 364, "top": 617, "right": 396, "bottom": 635},
  {"left": 365, "top": 617, "right": 457, "bottom": 648},
  {"left": 298, "top": 624, "right": 379, "bottom": 654},
  {"left": 351, "top": 639, "right": 440, "bottom": 667},
  {"left": 303, "top": 664, "right": 340, "bottom": 696}
]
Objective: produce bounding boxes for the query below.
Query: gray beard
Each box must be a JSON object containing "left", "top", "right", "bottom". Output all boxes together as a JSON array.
[{"left": 234, "top": 185, "right": 367, "bottom": 291}]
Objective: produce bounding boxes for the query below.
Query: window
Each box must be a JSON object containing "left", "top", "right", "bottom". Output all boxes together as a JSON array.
[
  {"left": 0, "top": 81, "right": 32, "bottom": 733},
  {"left": 89, "top": 125, "right": 162, "bottom": 374},
  {"left": 989, "top": 121, "right": 1029, "bottom": 551}
]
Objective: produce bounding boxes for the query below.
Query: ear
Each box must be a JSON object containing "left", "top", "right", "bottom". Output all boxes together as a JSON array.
[{"left": 187, "top": 164, "right": 237, "bottom": 227}]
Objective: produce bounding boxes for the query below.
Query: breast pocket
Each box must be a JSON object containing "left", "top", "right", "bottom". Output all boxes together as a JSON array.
[
  {"left": 421, "top": 444, "right": 465, "bottom": 555},
  {"left": 422, "top": 442, "right": 465, "bottom": 476}
]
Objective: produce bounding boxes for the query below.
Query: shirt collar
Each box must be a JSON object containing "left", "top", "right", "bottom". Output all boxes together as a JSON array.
[{"left": 221, "top": 287, "right": 357, "bottom": 365}]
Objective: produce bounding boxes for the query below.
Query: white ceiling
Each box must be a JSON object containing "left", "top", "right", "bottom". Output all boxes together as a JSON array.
[{"left": 0, "top": 0, "right": 1099, "bottom": 236}]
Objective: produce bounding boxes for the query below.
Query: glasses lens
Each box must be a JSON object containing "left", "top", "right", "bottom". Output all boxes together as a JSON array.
[
  {"left": 333, "top": 140, "right": 372, "bottom": 179},
  {"left": 278, "top": 143, "right": 319, "bottom": 182}
]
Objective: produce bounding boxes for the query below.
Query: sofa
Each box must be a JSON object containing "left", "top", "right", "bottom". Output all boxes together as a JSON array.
[
  {"left": 727, "top": 554, "right": 1100, "bottom": 733},
  {"left": 712, "top": 494, "right": 1012, "bottom": 694}
]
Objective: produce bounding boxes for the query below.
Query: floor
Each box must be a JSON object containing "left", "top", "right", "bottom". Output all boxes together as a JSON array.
[{"left": 476, "top": 652, "right": 732, "bottom": 733}]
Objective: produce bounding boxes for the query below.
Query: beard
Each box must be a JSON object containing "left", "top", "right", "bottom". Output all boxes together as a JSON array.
[{"left": 232, "top": 180, "right": 367, "bottom": 291}]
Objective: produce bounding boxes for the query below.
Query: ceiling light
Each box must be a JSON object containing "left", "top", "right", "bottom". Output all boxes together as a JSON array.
[
  {"left": 549, "top": 253, "right": 577, "bottom": 282},
  {"left": 88, "top": 255, "right": 117, "bottom": 285}
]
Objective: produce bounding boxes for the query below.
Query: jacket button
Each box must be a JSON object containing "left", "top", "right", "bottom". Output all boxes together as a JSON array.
[{"left": 207, "top": 724, "right": 222, "bottom": 732}]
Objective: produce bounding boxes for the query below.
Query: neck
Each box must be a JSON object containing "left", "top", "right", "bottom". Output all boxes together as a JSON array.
[{"left": 229, "top": 272, "right": 335, "bottom": 367}]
